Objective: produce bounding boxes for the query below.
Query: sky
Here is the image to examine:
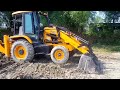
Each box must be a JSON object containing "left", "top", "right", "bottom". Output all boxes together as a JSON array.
[
  {"left": 96, "top": 11, "right": 120, "bottom": 23},
  {"left": 94, "top": 11, "right": 106, "bottom": 23},
  {"left": 96, "top": 11, "right": 105, "bottom": 19}
]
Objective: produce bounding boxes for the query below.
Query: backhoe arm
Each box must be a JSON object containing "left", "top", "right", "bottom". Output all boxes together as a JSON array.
[{"left": 59, "top": 31, "right": 89, "bottom": 54}]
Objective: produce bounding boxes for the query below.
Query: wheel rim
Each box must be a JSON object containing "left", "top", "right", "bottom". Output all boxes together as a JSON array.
[
  {"left": 54, "top": 50, "right": 64, "bottom": 60},
  {"left": 14, "top": 45, "right": 27, "bottom": 60}
]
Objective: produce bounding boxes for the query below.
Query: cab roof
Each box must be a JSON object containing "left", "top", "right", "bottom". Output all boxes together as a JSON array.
[{"left": 12, "top": 11, "right": 32, "bottom": 16}]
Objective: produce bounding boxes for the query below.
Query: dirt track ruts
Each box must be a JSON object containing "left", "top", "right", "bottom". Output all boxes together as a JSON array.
[{"left": 0, "top": 52, "right": 120, "bottom": 79}]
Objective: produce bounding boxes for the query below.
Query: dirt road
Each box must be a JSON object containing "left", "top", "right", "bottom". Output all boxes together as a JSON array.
[{"left": 0, "top": 52, "right": 120, "bottom": 79}]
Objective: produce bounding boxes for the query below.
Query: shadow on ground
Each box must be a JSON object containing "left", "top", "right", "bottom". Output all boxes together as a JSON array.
[
  {"left": 32, "top": 54, "right": 80, "bottom": 68},
  {"left": 32, "top": 54, "right": 52, "bottom": 63}
]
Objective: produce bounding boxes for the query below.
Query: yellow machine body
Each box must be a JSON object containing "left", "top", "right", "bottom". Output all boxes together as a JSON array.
[
  {"left": 0, "top": 35, "right": 33, "bottom": 58},
  {"left": 0, "top": 35, "right": 11, "bottom": 57},
  {"left": 0, "top": 11, "right": 100, "bottom": 74},
  {"left": 10, "top": 35, "right": 33, "bottom": 44},
  {"left": 43, "top": 27, "right": 89, "bottom": 54},
  {"left": 0, "top": 29, "right": 89, "bottom": 59},
  {"left": 0, "top": 11, "right": 90, "bottom": 60},
  {"left": 0, "top": 28, "right": 89, "bottom": 59}
]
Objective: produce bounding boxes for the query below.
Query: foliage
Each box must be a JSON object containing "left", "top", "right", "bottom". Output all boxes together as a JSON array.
[
  {"left": 105, "top": 11, "right": 120, "bottom": 23},
  {"left": 0, "top": 11, "right": 120, "bottom": 45},
  {"left": 0, "top": 11, "right": 13, "bottom": 28},
  {"left": 47, "top": 11, "right": 94, "bottom": 33}
]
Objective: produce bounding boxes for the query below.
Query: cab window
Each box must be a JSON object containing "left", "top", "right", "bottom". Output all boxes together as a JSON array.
[{"left": 24, "top": 13, "right": 33, "bottom": 34}]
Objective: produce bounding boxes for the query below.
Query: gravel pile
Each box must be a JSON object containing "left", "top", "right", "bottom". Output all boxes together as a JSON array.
[{"left": 0, "top": 53, "right": 120, "bottom": 79}]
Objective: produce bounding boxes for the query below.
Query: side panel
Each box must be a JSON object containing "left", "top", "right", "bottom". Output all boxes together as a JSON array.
[
  {"left": 10, "top": 35, "right": 33, "bottom": 44},
  {"left": 44, "top": 27, "right": 75, "bottom": 52},
  {"left": 43, "top": 27, "right": 58, "bottom": 43}
]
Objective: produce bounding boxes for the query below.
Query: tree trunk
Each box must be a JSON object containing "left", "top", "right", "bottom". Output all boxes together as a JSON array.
[{"left": 79, "top": 26, "right": 84, "bottom": 37}]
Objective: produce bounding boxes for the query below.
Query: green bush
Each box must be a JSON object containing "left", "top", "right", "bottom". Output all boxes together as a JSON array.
[{"left": 0, "top": 29, "right": 12, "bottom": 40}]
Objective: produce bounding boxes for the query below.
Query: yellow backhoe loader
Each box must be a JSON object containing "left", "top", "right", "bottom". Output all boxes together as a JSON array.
[{"left": 0, "top": 11, "right": 101, "bottom": 73}]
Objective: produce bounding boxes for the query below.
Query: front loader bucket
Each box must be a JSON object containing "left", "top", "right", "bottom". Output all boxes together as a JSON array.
[{"left": 77, "top": 53, "right": 102, "bottom": 74}]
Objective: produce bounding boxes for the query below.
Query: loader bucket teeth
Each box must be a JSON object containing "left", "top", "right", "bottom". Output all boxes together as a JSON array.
[{"left": 78, "top": 53, "right": 102, "bottom": 74}]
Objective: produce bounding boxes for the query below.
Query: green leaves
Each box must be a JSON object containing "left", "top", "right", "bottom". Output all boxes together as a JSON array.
[
  {"left": 105, "top": 11, "right": 120, "bottom": 23},
  {"left": 0, "top": 11, "right": 13, "bottom": 28},
  {"left": 48, "top": 11, "right": 93, "bottom": 33}
]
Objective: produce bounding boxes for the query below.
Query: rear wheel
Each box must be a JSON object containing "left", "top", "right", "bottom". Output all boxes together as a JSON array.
[
  {"left": 50, "top": 46, "right": 69, "bottom": 64},
  {"left": 11, "top": 39, "right": 34, "bottom": 63}
]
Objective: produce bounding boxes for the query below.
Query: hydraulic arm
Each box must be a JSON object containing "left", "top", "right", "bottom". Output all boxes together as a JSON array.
[{"left": 59, "top": 31, "right": 89, "bottom": 54}]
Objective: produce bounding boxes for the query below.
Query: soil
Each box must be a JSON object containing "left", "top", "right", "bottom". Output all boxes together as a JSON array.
[{"left": 0, "top": 52, "right": 120, "bottom": 79}]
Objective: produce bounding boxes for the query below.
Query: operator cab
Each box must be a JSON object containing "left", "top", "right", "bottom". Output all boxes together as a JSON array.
[
  {"left": 11, "top": 11, "right": 50, "bottom": 42},
  {"left": 11, "top": 11, "right": 51, "bottom": 54},
  {"left": 12, "top": 11, "right": 40, "bottom": 40}
]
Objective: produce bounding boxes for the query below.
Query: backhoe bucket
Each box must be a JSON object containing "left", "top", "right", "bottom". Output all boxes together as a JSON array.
[{"left": 78, "top": 51, "right": 102, "bottom": 74}]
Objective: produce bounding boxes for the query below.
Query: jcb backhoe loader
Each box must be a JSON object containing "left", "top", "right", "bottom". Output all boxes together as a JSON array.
[{"left": 0, "top": 11, "right": 101, "bottom": 74}]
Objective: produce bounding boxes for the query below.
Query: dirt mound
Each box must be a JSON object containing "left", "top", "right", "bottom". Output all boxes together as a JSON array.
[{"left": 0, "top": 53, "right": 120, "bottom": 79}]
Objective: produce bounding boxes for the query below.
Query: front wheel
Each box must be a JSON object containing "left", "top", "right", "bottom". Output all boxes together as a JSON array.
[
  {"left": 50, "top": 46, "right": 69, "bottom": 64},
  {"left": 11, "top": 39, "right": 34, "bottom": 63}
]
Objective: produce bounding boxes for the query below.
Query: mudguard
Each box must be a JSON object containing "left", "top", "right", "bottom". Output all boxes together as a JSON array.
[{"left": 10, "top": 35, "right": 33, "bottom": 44}]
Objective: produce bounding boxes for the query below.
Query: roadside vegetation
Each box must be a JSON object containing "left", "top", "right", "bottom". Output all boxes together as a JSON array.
[{"left": 0, "top": 11, "right": 120, "bottom": 53}]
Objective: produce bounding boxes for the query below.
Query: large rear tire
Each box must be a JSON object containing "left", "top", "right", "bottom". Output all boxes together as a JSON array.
[
  {"left": 11, "top": 39, "right": 34, "bottom": 63},
  {"left": 50, "top": 46, "right": 69, "bottom": 64}
]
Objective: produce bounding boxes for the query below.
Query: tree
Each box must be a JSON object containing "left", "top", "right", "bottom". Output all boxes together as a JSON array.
[
  {"left": 104, "top": 11, "right": 120, "bottom": 33},
  {"left": 105, "top": 11, "right": 120, "bottom": 23},
  {"left": 47, "top": 11, "right": 95, "bottom": 34},
  {"left": 0, "top": 11, "right": 13, "bottom": 28},
  {"left": 64, "top": 11, "right": 94, "bottom": 33}
]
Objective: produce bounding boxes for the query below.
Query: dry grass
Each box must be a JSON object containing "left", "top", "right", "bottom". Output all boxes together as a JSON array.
[{"left": 93, "top": 44, "right": 120, "bottom": 53}]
